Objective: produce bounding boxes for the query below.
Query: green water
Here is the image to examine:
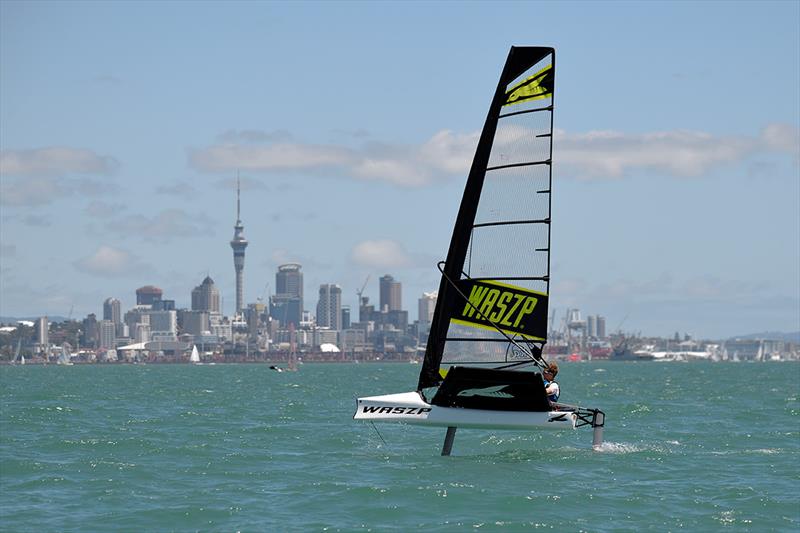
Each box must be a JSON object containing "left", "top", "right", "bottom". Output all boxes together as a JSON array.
[{"left": 1, "top": 362, "right": 798, "bottom": 531}]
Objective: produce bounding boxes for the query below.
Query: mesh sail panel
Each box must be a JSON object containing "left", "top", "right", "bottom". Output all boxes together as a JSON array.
[{"left": 441, "top": 52, "right": 554, "bottom": 366}]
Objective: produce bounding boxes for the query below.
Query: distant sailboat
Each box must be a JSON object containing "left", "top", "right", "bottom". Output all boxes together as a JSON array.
[
  {"left": 190, "top": 345, "right": 201, "bottom": 364},
  {"left": 57, "top": 345, "right": 73, "bottom": 365},
  {"left": 12, "top": 338, "right": 25, "bottom": 365}
]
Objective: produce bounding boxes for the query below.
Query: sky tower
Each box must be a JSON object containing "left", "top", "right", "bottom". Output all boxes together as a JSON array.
[{"left": 230, "top": 175, "right": 248, "bottom": 314}]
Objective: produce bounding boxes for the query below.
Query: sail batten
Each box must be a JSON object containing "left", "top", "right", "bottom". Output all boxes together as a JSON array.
[{"left": 418, "top": 47, "right": 555, "bottom": 391}]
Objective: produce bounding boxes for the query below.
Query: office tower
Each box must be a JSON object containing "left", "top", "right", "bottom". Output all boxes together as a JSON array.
[
  {"left": 82, "top": 313, "right": 98, "bottom": 348},
  {"left": 272, "top": 263, "right": 303, "bottom": 327},
  {"left": 418, "top": 291, "right": 437, "bottom": 325},
  {"left": 103, "top": 298, "right": 121, "bottom": 323},
  {"left": 191, "top": 276, "right": 221, "bottom": 313},
  {"left": 341, "top": 306, "right": 351, "bottom": 330},
  {"left": 316, "top": 284, "right": 342, "bottom": 330},
  {"left": 597, "top": 315, "right": 606, "bottom": 339},
  {"left": 136, "top": 285, "right": 163, "bottom": 306},
  {"left": 276, "top": 263, "right": 303, "bottom": 299},
  {"left": 98, "top": 320, "right": 116, "bottom": 349},
  {"left": 379, "top": 274, "right": 402, "bottom": 312},
  {"left": 230, "top": 177, "right": 248, "bottom": 314},
  {"left": 587, "top": 315, "right": 597, "bottom": 338}
]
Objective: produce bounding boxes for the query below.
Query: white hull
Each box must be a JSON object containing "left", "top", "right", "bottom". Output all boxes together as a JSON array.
[{"left": 354, "top": 391, "right": 577, "bottom": 430}]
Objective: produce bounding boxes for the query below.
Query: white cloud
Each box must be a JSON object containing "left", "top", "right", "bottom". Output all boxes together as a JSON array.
[
  {"left": 0, "top": 147, "right": 118, "bottom": 177},
  {"left": 74, "top": 246, "right": 151, "bottom": 277},
  {"left": 189, "top": 129, "right": 478, "bottom": 187},
  {"left": 189, "top": 123, "right": 798, "bottom": 186},
  {"left": 556, "top": 129, "right": 751, "bottom": 178},
  {"left": 760, "top": 123, "right": 800, "bottom": 160},
  {"left": 350, "top": 239, "right": 414, "bottom": 269}
]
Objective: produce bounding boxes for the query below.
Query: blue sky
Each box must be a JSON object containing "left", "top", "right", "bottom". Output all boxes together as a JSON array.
[{"left": 1, "top": 1, "right": 798, "bottom": 339}]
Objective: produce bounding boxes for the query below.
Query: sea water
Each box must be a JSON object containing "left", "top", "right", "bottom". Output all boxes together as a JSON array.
[{"left": 1, "top": 362, "right": 798, "bottom": 531}]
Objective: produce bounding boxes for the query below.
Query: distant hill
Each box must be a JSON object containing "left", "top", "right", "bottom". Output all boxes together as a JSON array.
[
  {"left": 729, "top": 331, "right": 800, "bottom": 343},
  {"left": 0, "top": 316, "right": 70, "bottom": 325}
]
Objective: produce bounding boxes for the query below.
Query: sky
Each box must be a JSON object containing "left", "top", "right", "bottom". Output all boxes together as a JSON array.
[{"left": 1, "top": 1, "right": 798, "bottom": 340}]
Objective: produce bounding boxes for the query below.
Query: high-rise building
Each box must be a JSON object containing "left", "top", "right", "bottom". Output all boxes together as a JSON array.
[
  {"left": 418, "top": 291, "right": 437, "bottom": 325},
  {"left": 104, "top": 297, "right": 123, "bottom": 337},
  {"left": 82, "top": 313, "right": 98, "bottom": 348},
  {"left": 98, "top": 320, "right": 116, "bottom": 349},
  {"left": 136, "top": 285, "right": 163, "bottom": 306},
  {"left": 230, "top": 177, "right": 248, "bottom": 314},
  {"left": 316, "top": 284, "right": 342, "bottom": 330},
  {"left": 36, "top": 316, "right": 48, "bottom": 352},
  {"left": 597, "top": 315, "right": 606, "bottom": 339},
  {"left": 272, "top": 263, "right": 303, "bottom": 327},
  {"left": 103, "top": 297, "right": 121, "bottom": 323},
  {"left": 276, "top": 263, "right": 303, "bottom": 299},
  {"left": 587, "top": 315, "right": 597, "bottom": 338},
  {"left": 191, "top": 276, "right": 221, "bottom": 313},
  {"left": 379, "top": 274, "right": 402, "bottom": 312}
]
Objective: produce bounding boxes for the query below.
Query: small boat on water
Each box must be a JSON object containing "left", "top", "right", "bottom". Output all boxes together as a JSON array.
[
  {"left": 189, "top": 345, "right": 201, "bottom": 364},
  {"left": 354, "top": 47, "right": 604, "bottom": 455}
]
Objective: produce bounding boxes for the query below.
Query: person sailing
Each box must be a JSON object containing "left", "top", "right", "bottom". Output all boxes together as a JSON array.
[{"left": 542, "top": 361, "right": 560, "bottom": 403}]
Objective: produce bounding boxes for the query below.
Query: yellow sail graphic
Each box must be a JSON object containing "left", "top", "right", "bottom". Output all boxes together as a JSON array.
[{"left": 504, "top": 64, "right": 553, "bottom": 106}]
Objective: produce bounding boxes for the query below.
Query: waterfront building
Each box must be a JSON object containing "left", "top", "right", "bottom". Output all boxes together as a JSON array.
[
  {"left": 418, "top": 291, "right": 437, "bottom": 326},
  {"left": 230, "top": 177, "right": 248, "bottom": 314},
  {"left": 180, "top": 310, "right": 209, "bottom": 337},
  {"left": 191, "top": 276, "right": 221, "bottom": 313},
  {"left": 98, "top": 319, "right": 116, "bottom": 349},
  {"left": 134, "top": 323, "right": 150, "bottom": 343},
  {"left": 316, "top": 284, "right": 342, "bottom": 330},
  {"left": 136, "top": 285, "right": 163, "bottom": 306},
  {"left": 597, "top": 315, "right": 606, "bottom": 339},
  {"left": 146, "top": 310, "right": 177, "bottom": 341},
  {"left": 379, "top": 274, "right": 402, "bottom": 312}
]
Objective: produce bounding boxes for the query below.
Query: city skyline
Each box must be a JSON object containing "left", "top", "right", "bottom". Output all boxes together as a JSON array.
[{"left": 1, "top": 2, "right": 798, "bottom": 339}]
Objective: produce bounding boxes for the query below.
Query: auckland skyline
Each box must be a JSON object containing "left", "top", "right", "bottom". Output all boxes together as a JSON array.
[{"left": 1, "top": 1, "right": 798, "bottom": 339}]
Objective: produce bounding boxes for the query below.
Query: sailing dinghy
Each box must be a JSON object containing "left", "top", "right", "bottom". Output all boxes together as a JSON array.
[{"left": 354, "top": 47, "right": 604, "bottom": 455}]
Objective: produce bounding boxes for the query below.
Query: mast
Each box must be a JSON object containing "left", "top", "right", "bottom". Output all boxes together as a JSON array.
[{"left": 418, "top": 47, "right": 555, "bottom": 391}]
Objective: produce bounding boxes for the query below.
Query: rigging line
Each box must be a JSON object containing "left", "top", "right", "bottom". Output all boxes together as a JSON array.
[
  {"left": 369, "top": 421, "right": 387, "bottom": 447},
  {"left": 436, "top": 261, "right": 549, "bottom": 371}
]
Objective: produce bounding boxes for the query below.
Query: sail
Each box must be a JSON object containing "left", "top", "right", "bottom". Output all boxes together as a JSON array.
[
  {"left": 419, "top": 47, "right": 555, "bottom": 390},
  {"left": 190, "top": 345, "right": 200, "bottom": 363}
]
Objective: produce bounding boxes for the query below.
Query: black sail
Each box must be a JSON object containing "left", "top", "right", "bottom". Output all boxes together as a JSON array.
[{"left": 418, "top": 47, "right": 555, "bottom": 391}]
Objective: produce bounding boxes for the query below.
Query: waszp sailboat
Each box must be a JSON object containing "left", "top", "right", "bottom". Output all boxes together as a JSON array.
[{"left": 354, "top": 47, "right": 604, "bottom": 455}]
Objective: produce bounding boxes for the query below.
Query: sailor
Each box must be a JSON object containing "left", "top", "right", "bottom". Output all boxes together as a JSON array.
[{"left": 542, "top": 362, "right": 560, "bottom": 403}]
